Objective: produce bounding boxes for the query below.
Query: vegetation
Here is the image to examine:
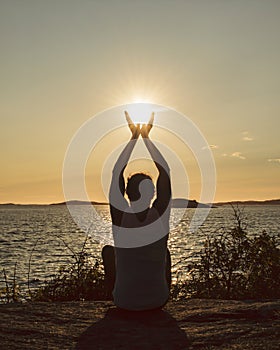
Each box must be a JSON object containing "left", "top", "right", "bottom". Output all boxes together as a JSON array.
[
  {"left": 1, "top": 205, "right": 279, "bottom": 303},
  {"left": 1, "top": 234, "right": 108, "bottom": 303},
  {"left": 171, "top": 205, "right": 280, "bottom": 300},
  {"left": 31, "top": 234, "right": 109, "bottom": 302},
  {"left": 32, "top": 252, "right": 107, "bottom": 302},
  {"left": 1, "top": 263, "right": 20, "bottom": 303}
]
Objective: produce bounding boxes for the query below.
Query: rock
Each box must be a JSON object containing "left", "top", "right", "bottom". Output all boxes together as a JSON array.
[{"left": 0, "top": 299, "right": 279, "bottom": 349}]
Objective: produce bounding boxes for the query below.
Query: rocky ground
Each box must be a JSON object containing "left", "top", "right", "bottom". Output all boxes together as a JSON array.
[{"left": 0, "top": 299, "right": 279, "bottom": 349}]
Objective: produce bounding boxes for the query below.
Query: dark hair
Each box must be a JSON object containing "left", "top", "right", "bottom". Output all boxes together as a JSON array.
[{"left": 126, "top": 173, "right": 155, "bottom": 202}]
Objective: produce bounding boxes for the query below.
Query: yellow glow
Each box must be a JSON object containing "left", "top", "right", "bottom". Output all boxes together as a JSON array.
[
  {"left": 132, "top": 96, "right": 152, "bottom": 103},
  {"left": 126, "top": 102, "right": 155, "bottom": 124}
]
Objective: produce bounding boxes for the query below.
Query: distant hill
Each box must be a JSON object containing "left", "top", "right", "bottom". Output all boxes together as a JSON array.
[
  {"left": 0, "top": 199, "right": 211, "bottom": 207},
  {"left": 0, "top": 200, "right": 108, "bottom": 207},
  {"left": 171, "top": 198, "right": 211, "bottom": 208},
  {"left": 50, "top": 200, "right": 108, "bottom": 206},
  {"left": 52, "top": 199, "right": 212, "bottom": 208},
  {"left": 1, "top": 198, "right": 279, "bottom": 207},
  {"left": 214, "top": 199, "right": 280, "bottom": 206}
]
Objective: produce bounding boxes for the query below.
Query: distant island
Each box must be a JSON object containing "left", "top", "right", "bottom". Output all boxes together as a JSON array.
[
  {"left": 171, "top": 198, "right": 211, "bottom": 208},
  {"left": 50, "top": 200, "right": 108, "bottom": 206},
  {"left": 50, "top": 199, "right": 212, "bottom": 208},
  {"left": 0, "top": 199, "right": 209, "bottom": 208},
  {"left": 214, "top": 199, "right": 280, "bottom": 206},
  {"left": 0, "top": 200, "right": 107, "bottom": 207},
  {"left": 0, "top": 198, "right": 279, "bottom": 207}
]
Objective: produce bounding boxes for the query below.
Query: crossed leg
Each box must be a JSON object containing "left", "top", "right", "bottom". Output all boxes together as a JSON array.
[
  {"left": 102, "top": 245, "right": 116, "bottom": 296},
  {"left": 102, "top": 245, "right": 172, "bottom": 295}
]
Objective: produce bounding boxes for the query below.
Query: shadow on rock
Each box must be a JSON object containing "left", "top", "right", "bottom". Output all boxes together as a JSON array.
[{"left": 75, "top": 307, "right": 189, "bottom": 349}]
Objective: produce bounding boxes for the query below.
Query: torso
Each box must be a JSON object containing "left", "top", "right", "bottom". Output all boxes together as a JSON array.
[{"left": 112, "top": 206, "right": 170, "bottom": 310}]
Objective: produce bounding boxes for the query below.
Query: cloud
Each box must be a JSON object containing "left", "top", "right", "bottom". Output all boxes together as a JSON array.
[
  {"left": 202, "top": 144, "right": 218, "bottom": 150},
  {"left": 243, "top": 136, "right": 253, "bottom": 141},
  {"left": 221, "top": 152, "right": 246, "bottom": 160},
  {"left": 242, "top": 131, "right": 253, "bottom": 141},
  {"left": 231, "top": 152, "right": 246, "bottom": 160},
  {"left": 268, "top": 158, "right": 280, "bottom": 163}
]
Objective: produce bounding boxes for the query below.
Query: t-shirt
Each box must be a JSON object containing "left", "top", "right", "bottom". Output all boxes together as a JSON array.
[{"left": 112, "top": 206, "right": 170, "bottom": 310}]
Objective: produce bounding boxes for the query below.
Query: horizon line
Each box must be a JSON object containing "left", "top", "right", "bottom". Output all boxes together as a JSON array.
[{"left": 1, "top": 198, "right": 280, "bottom": 206}]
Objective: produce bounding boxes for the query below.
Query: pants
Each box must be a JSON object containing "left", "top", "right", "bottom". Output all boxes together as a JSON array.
[{"left": 102, "top": 245, "right": 172, "bottom": 296}]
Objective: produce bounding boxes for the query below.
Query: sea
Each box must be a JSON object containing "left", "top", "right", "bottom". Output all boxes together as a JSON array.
[{"left": 0, "top": 204, "right": 279, "bottom": 299}]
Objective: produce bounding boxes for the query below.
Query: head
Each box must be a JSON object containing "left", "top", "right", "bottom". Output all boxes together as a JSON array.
[{"left": 125, "top": 173, "right": 155, "bottom": 207}]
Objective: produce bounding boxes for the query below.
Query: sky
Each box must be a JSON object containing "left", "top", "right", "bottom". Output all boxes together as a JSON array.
[{"left": 0, "top": 0, "right": 279, "bottom": 204}]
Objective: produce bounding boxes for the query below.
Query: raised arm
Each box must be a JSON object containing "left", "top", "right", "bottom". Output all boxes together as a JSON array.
[
  {"left": 141, "top": 113, "right": 172, "bottom": 214},
  {"left": 109, "top": 112, "right": 140, "bottom": 225}
]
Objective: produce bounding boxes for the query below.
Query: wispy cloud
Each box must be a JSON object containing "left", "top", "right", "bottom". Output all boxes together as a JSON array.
[
  {"left": 243, "top": 136, "right": 253, "bottom": 141},
  {"left": 242, "top": 131, "right": 253, "bottom": 141},
  {"left": 268, "top": 158, "right": 280, "bottom": 163},
  {"left": 222, "top": 152, "right": 246, "bottom": 160},
  {"left": 231, "top": 152, "right": 246, "bottom": 160},
  {"left": 202, "top": 144, "right": 219, "bottom": 150}
]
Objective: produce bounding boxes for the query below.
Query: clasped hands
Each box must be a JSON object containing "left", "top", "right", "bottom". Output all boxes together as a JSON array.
[{"left": 125, "top": 111, "right": 154, "bottom": 140}]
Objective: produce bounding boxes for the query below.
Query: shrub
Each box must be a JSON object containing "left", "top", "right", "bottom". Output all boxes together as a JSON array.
[
  {"left": 1, "top": 263, "right": 20, "bottom": 303},
  {"left": 32, "top": 251, "right": 108, "bottom": 301},
  {"left": 32, "top": 233, "right": 109, "bottom": 302},
  {"left": 173, "top": 206, "right": 280, "bottom": 300}
]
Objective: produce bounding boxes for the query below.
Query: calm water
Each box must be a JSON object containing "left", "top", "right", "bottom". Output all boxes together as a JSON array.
[{"left": 0, "top": 204, "right": 279, "bottom": 298}]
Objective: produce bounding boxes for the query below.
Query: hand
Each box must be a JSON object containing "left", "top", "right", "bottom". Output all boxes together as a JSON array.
[
  {"left": 141, "top": 112, "right": 154, "bottom": 139},
  {"left": 125, "top": 111, "right": 140, "bottom": 140}
]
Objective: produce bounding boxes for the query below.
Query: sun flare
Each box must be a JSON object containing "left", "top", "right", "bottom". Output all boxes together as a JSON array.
[
  {"left": 132, "top": 97, "right": 152, "bottom": 104},
  {"left": 125, "top": 102, "right": 155, "bottom": 124}
]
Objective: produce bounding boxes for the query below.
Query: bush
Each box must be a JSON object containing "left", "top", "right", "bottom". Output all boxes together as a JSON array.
[
  {"left": 173, "top": 206, "right": 280, "bottom": 300},
  {"left": 1, "top": 263, "right": 21, "bottom": 303},
  {"left": 31, "top": 233, "right": 109, "bottom": 302},
  {"left": 32, "top": 251, "right": 108, "bottom": 301}
]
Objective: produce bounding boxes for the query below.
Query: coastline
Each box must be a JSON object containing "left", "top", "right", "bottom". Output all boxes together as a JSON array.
[
  {"left": 1, "top": 299, "right": 279, "bottom": 349},
  {"left": 1, "top": 198, "right": 279, "bottom": 207}
]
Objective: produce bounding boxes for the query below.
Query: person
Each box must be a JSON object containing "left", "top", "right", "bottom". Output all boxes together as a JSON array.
[{"left": 102, "top": 111, "right": 172, "bottom": 311}]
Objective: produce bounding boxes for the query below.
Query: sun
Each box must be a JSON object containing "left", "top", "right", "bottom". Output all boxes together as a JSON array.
[{"left": 125, "top": 101, "right": 155, "bottom": 124}]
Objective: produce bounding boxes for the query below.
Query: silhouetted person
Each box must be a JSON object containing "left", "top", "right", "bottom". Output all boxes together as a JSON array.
[{"left": 102, "top": 112, "right": 171, "bottom": 310}]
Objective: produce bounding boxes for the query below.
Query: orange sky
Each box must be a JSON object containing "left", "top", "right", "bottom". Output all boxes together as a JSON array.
[{"left": 0, "top": 1, "right": 279, "bottom": 204}]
